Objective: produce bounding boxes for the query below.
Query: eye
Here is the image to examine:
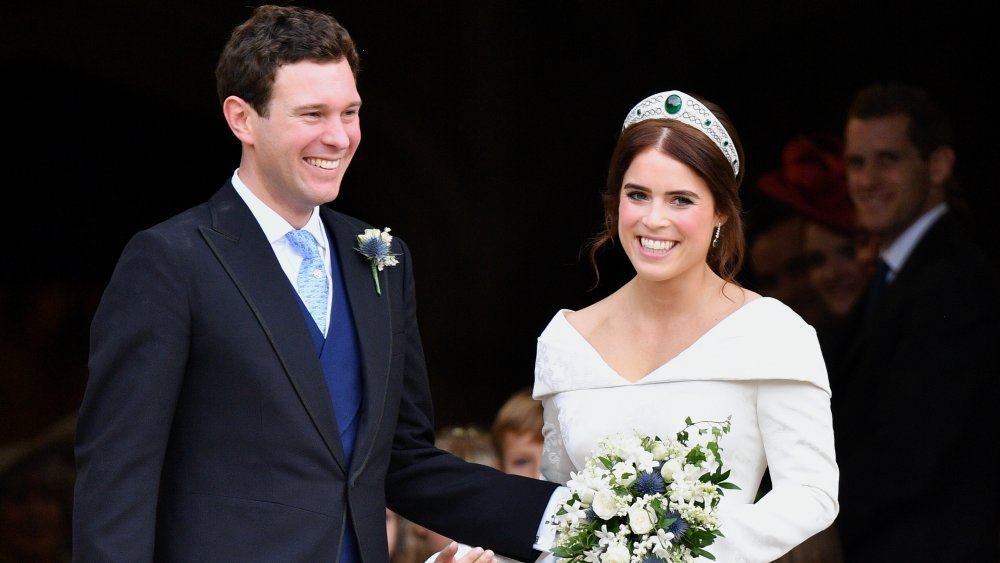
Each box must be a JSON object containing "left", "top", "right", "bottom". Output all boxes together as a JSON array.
[
  {"left": 670, "top": 195, "right": 694, "bottom": 207},
  {"left": 625, "top": 190, "right": 649, "bottom": 202},
  {"left": 878, "top": 153, "right": 900, "bottom": 166},
  {"left": 802, "top": 251, "right": 827, "bottom": 270}
]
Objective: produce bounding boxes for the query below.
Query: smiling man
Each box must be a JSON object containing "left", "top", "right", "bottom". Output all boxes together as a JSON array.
[
  {"left": 831, "top": 82, "right": 1000, "bottom": 562},
  {"left": 71, "top": 5, "right": 559, "bottom": 562}
]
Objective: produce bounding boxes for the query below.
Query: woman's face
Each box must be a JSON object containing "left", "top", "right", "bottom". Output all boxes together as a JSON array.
[
  {"left": 618, "top": 148, "right": 721, "bottom": 283},
  {"left": 802, "top": 221, "right": 869, "bottom": 317}
]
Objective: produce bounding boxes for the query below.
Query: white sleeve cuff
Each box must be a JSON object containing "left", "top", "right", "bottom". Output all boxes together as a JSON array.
[{"left": 533, "top": 485, "right": 571, "bottom": 555}]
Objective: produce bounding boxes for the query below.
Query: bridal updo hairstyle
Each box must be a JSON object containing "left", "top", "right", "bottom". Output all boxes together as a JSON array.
[{"left": 587, "top": 94, "right": 747, "bottom": 287}]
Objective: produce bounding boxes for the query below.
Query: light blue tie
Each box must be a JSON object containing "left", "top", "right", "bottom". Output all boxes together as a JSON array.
[{"left": 286, "top": 229, "right": 329, "bottom": 337}]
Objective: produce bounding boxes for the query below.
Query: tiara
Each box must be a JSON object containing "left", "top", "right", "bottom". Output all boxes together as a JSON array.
[{"left": 622, "top": 90, "right": 740, "bottom": 176}]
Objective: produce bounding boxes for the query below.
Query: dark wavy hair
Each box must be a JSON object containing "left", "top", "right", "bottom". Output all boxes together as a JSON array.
[
  {"left": 215, "top": 4, "right": 360, "bottom": 117},
  {"left": 587, "top": 94, "right": 747, "bottom": 288}
]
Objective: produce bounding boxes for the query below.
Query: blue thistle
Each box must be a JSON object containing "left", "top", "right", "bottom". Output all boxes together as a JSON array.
[
  {"left": 664, "top": 511, "right": 688, "bottom": 543},
  {"left": 641, "top": 555, "right": 667, "bottom": 563},
  {"left": 633, "top": 471, "right": 666, "bottom": 496},
  {"left": 358, "top": 236, "right": 389, "bottom": 258},
  {"left": 584, "top": 507, "right": 597, "bottom": 523}
]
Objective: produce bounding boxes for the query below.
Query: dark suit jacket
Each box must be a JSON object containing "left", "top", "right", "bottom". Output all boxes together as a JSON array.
[
  {"left": 830, "top": 210, "right": 1000, "bottom": 562},
  {"left": 73, "top": 183, "right": 557, "bottom": 562}
]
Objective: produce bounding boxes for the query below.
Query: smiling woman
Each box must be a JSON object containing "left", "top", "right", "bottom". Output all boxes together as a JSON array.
[{"left": 530, "top": 89, "right": 839, "bottom": 563}]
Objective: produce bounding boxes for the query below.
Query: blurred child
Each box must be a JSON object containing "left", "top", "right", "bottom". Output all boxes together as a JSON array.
[{"left": 490, "top": 387, "right": 543, "bottom": 480}]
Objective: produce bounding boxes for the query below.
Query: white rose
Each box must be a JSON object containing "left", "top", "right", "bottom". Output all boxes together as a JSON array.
[
  {"left": 592, "top": 488, "right": 620, "bottom": 520},
  {"left": 627, "top": 503, "right": 655, "bottom": 535},
  {"left": 601, "top": 543, "right": 631, "bottom": 563},
  {"left": 577, "top": 486, "right": 596, "bottom": 505},
  {"left": 612, "top": 462, "right": 637, "bottom": 487},
  {"left": 660, "top": 459, "right": 683, "bottom": 482},
  {"left": 649, "top": 440, "right": 669, "bottom": 460}
]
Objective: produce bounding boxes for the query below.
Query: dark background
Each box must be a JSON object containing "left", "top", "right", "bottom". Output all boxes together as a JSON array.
[{"left": 2, "top": 1, "right": 996, "bottom": 445}]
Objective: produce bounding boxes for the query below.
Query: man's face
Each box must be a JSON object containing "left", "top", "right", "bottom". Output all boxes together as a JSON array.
[
  {"left": 844, "top": 114, "right": 937, "bottom": 244},
  {"left": 244, "top": 59, "right": 361, "bottom": 225}
]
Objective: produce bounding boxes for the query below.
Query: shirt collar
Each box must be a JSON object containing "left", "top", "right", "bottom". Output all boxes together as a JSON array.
[
  {"left": 230, "top": 169, "right": 328, "bottom": 249},
  {"left": 881, "top": 202, "right": 947, "bottom": 277}
]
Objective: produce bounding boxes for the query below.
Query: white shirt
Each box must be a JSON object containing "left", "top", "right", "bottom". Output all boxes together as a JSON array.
[
  {"left": 880, "top": 202, "right": 947, "bottom": 284},
  {"left": 231, "top": 170, "right": 332, "bottom": 330}
]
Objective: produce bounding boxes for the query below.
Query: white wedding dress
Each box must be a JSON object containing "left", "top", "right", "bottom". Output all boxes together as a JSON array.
[{"left": 533, "top": 298, "right": 839, "bottom": 563}]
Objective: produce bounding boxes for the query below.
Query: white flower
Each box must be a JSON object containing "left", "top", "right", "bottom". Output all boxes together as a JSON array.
[
  {"left": 600, "top": 543, "right": 630, "bottom": 563},
  {"left": 627, "top": 502, "right": 656, "bottom": 535},
  {"left": 649, "top": 439, "right": 670, "bottom": 460},
  {"left": 548, "top": 417, "right": 735, "bottom": 563},
  {"left": 611, "top": 461, "right": 637, "bottom": 487},
  {"left": 591, "top": 488, "right": 620, "bottom": 520},
  {"left": 566, "top": 468, "right": 606, "bottom": 505},
  {"left": 558, "top": 498, "right": 590, "bottom": 528},
  {"left": 660, "top": 458, "right": 684, "bottom": 482}
]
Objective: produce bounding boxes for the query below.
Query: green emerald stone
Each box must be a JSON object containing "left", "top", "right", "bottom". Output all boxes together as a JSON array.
[
  {"left": 723, "top": 140, "right": 729, "bottom": 147},
  {"left": 704, "top": 119, "right": 712, "bottom": 127},
  {"left": 665, "top": 94, "right": 682, "bottom": 115}
]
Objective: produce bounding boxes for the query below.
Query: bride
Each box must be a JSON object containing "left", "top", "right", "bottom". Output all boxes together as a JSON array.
[{"left": 532, "top": 90, "right": 839, "bottom": 562}]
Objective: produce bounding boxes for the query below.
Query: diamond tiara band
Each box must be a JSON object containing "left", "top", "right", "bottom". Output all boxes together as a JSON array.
[{"left": 621, "top": 90, "right": 739, "bottom": 176}]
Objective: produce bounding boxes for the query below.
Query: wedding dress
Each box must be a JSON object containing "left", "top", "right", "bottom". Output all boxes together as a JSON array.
[{"left": 533, "top": 298, "right": 839, "bottom": 563}]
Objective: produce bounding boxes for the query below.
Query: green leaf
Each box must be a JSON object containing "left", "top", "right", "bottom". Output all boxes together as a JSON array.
[{"left": 690, "top": 546, "right": 716, "bottom": 560}]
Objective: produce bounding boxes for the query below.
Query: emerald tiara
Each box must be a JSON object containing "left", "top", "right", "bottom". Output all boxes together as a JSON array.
[{"left": 622, "top": 90, "right": 740, "bottom": 176}]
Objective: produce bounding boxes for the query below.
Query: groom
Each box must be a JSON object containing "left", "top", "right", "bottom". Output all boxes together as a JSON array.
[{"left": 72, "top": 5, "right": 558, "bottom": 562}]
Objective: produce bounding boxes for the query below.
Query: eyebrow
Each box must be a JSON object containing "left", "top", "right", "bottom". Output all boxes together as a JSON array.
[
  {"left": 622, "top": 183, "right": 701, "bottom": 199},
  {"left": 846, "top": 148, "right": 902, "bottom": 162},
  {"left": 294, "top": 100, "right": 363, "bottom": 113}
]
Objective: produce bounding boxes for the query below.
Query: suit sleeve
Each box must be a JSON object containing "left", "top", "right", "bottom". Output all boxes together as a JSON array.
[
  {"left": 383, "top": 239, "right": 558, "bottom": 562},
  {"left": 73, "top": 229, "right": 190, "bottom": 562}
]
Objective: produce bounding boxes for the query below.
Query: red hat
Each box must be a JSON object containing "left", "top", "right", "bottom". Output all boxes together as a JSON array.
[{"left": 756, "top": 132, "right": 856, "bottom": 233}]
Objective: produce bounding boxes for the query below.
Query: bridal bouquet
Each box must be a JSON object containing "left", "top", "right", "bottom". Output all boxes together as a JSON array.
[{"left": 549, "top": 417, "right": 738, "bottom": 562}]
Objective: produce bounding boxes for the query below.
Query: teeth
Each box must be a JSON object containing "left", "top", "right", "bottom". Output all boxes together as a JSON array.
[
  {"left": 641, "top": 238, "right": 676, "bottom": 251},
  {"left": 306, "top": 157, "right": 340, "bottom": 170}
]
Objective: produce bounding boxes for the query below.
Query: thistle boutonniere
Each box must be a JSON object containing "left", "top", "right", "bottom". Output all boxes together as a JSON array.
[{"left": 355, "top": 227, "right": 400, "bottom": 295}]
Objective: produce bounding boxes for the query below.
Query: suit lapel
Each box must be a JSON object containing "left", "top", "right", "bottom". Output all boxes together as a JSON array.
[
  {"left": 840, "top": 212, "right": 952, "bottom": 373},
  {"left": 200, "top": 185, "right": 348, "bottom": 472},
  {"left": 325, "top": 209, "right": 392, "bottom": 476}
]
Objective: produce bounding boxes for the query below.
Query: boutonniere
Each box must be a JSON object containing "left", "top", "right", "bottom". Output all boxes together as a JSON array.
[{"left": 356, "top": 227, "right": 400, "bottom": 295}]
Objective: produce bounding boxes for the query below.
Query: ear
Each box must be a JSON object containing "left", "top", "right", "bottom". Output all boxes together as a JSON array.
[
  {"left": 927, "top": 145, "right": 956, "bottom": 185},
  {"left": 714, "top": 212, "right": 729, "bottom": 227},
  {"left": 222, "top": 95, "right": 256, "bottom": 145}
]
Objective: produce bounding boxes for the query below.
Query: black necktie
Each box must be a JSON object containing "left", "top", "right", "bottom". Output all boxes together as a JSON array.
[{"left": 865, "top": 258, "right": 891, "bottom": 317}]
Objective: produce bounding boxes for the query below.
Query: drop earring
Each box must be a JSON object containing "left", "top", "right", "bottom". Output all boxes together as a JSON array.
[{"left": 712, "top": 223, "right": 721, "bottom": 248}]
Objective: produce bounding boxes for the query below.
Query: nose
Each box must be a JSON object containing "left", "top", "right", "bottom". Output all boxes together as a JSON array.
[
  {"left": 848, "top": 160, "right": 878, "bottom": 191},
  {"left": 642, "top": 201, "right": 672, "bottom": 228},
  {"left": 321, "top": 118, "right": 350, "bottom": 149}
]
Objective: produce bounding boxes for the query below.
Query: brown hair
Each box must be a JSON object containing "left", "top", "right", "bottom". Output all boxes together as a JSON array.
[
  {"left": 434, "top": 425, "right": 497, "bottom": 467},
  {"left": 587, "top": 95, "right": 747, "bottom": 288},
  {"left": 215, "top": 4, "right": 361, "bottom": 117},
  {"left": 490, "top": 387, "right": 543, "bottom": 456}
]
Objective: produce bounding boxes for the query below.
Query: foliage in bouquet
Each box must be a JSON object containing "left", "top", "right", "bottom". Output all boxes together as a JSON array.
[{"left": 550, "top": 417, "right": 738, "bottom": 562}]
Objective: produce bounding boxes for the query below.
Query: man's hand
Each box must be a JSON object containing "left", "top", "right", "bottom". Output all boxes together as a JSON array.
[{"left": 433, "top": 541, "right": 497, "bottom": 563}]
